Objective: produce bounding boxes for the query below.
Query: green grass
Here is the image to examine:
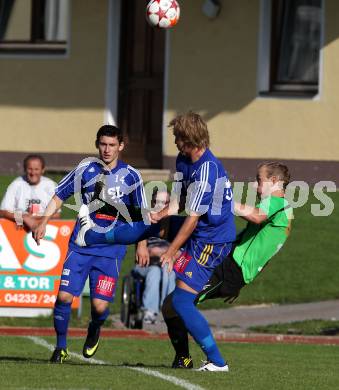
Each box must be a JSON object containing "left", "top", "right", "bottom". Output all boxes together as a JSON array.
[
  {"left": 1, "top": 335, "right": 339, "bottom": 389},
  {"left": 1, "top": 174, "right": 339, "bottom": 320},
  {"left": 250, "top": 319, "right": 339, "bottom": 336}
]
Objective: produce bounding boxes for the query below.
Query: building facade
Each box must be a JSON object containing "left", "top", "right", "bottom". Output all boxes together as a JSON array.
[{"left": 0, "top": 0, "right": 338, "bottom": 183}]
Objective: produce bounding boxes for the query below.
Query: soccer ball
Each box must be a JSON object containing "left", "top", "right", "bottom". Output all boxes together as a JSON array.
[{"left": 146, "top": 0, "right": 180, "bottom": 29}]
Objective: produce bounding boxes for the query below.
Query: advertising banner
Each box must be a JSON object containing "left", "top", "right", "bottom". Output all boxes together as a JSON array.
[{"left": 0, "top": 219, "right": 78, "bottom": 309}]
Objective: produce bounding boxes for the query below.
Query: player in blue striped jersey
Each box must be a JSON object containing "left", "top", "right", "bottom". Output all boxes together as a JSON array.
[
  {"left": 73, "top": 112, "right": 236, "bottom": 371},
  {"left": 33, "top": 125, "right": 147, "bottom": 363},
  {"left": 156, "top": 112, "right": 235, "bottom": 371}
]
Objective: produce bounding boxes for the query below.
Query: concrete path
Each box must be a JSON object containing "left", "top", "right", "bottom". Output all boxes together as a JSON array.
[
  {"left": 203, "top": 300, "right": 339, "bottom": 331},
  {"left": 112, "top": 299, "right": 339, "bottom": 333}
]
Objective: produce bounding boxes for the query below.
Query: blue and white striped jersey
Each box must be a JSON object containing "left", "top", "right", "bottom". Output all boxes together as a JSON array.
[
  {"left": 175, "top": 149, "right": 236, "bottom": 244},
  {"left": 55, "top": 158, "right": 148, "bottom": 258}
]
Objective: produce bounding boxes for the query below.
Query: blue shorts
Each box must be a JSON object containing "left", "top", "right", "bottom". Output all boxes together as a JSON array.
[
  {"left": 59, "top": 250, "right": 122, "bottom": 302},
  {"left": 174, "top": 239, "right": 232, "bottom": 292}
]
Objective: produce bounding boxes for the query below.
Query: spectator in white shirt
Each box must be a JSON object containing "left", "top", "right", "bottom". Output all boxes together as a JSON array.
[{"left": 0, "top": 154, "right": 60, "bottom": 230}]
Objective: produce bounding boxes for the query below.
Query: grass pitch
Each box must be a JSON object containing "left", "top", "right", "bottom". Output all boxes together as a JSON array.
[
  {"left": 251, "top": 319, "right": 339, "bottom": 336},
  {"left": 1, "top": 335, "right": 339, "bottom": 390}
]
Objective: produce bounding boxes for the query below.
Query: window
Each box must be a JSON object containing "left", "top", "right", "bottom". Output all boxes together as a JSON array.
[
  {"left": 258, "top": 0, "right": 323, "bottom": 97},
  {"left": 0, "top": 0, "right": 69, "bottom": 55}
]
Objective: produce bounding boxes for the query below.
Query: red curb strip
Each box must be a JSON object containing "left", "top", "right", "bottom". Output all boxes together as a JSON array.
[
  {"left": 214, "top": 333, "right": 339, "bottom": 346},
  {"left": 0, "top": 327, "right": 169, "bottom": 339},
  {"left": 1, "top": 327, "right": 339, "bottom": 345}
]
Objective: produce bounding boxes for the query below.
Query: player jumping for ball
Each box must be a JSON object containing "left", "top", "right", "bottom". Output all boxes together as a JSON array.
[
  {"left": 161, "top": 161, "right": 293, "bottom": 370},
  {"left": 75, "top": 112, "right": 236, "bottom": 371}
]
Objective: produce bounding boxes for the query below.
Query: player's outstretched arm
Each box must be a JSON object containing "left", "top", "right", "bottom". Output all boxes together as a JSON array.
[
  {"left": 149, "top": 204, "right": 170, "bottom": 224},
  {"left": 234, "top": 202, "right": 267, "bottom": 224},
  {"left": 149, "top": 194, "right": 181, "bottom": 224},
  {"left": 160, "top": 215, "right": 199, "bottom": 272},
  {"left": 33, "top": 195, "right": 63, "bottom": 245}
]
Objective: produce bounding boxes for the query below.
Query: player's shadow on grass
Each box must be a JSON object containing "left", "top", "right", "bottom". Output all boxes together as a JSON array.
[
  {"left": 0, "top": 356, "right": 170, "bottom": 368},
  {"left": 0, "top": 356, "right": 47, "bottom": 364},
  {"left": 0, "top": 356, "right": 112, "bottom": 366},
  {"left": 122, "top": 362, "right": 169, "bottom": 369}
]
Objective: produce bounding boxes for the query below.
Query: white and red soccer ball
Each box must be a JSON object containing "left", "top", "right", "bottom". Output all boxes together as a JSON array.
[{"left": 146, "top": 0, "right": 180, "bottom": 29}]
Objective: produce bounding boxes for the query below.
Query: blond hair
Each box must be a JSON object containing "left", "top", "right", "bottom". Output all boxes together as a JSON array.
[
  {"left": 169, "top": 111, "right": 210, "bottom": 149},
  {"left": 258, "top": 162, "right": 291, "bottom": 190}
]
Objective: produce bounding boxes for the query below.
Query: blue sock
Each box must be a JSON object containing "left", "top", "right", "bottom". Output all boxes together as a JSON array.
[
  {"left": 53, "top": 300, "right": 72, "bottom": 349},
  {"left": 90, "top": 308, "right": 110, "bottom": 330},
  {"left": 85, "top": 222, "right": 160, "bottom": 245},
  {"left": 172, "top": 287, "right": 226, "bottom": 367}
]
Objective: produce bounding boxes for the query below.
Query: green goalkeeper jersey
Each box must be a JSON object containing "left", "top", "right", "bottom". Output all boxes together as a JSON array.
[{"left": 233, "top": 195, "right": 293, "bottom": 284}]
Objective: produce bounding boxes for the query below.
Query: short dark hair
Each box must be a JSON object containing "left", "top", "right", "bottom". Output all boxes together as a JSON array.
[
  {"left": 95, "top": 125, "right": 124, "bottom": 148},
  {"left": 23, "top": 154, "right": 46, "bottom": 170}
]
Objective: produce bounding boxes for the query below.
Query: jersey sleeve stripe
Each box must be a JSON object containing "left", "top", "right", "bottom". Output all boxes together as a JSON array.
[
  {"left": 57, "top": 161, "right": 90, "bottom": 186},
  {"left": 127, "top": 165, "right": 148, "bottom": 209},
  {"left": 190, "top": 162, "right": 207, "bottom": 211},
  {"left": 56, "top": 170, "right": 74, "bottom": 188},
  {"left": 55, "top": 162, "right": 90, "bottom": 195},
  {"left": 55, "top": 170, "right": 76, "bottom": 193},
  {"left": 56, "top": 161, "right": 90, "bottom": 189},
  {"left": 191, "top": 162, "right": 209, "bottom": 212}
]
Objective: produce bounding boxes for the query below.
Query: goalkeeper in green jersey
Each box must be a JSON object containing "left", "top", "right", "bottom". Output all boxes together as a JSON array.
[
  {"left": 196, "top": 161, "right": 293, "bottom": 303},
  {"left": 162, "top": 161, "right": 293, "bottom": 368}
]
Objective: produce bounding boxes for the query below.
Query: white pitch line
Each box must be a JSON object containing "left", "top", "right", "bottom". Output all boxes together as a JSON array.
[
  {"left": 126, "top": 366, "right": 206, "bottom": 390},
  {"left": 27, "top": 336, "right": 205, "bottom": 390}
]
